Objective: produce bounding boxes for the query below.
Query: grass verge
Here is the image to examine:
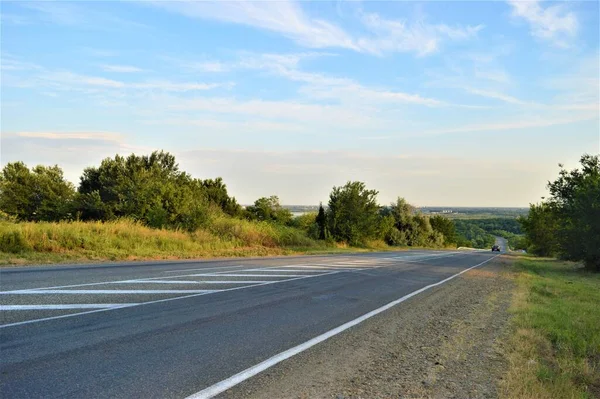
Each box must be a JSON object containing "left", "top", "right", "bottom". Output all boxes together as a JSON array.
[
  {"left": 501, "top": 256, "right": 600, "bottom": 399},
  {"left": 0, "top": 219, "right": 401, "bottom": 266}
]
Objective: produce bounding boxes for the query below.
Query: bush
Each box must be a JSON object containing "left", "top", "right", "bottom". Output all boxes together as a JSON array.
[{"left": 0, "top": 228, "right": 32, "bottom": 253}]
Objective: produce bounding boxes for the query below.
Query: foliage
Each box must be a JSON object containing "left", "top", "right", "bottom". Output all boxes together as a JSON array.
[
  {"left": 520, "top": 154, "right": 600, "bottom": 271},
  {"left": 77, "top": 151, "right": 209, "bottom": 231},
  {"left": 380, "top": 198, "right": 446, "bottom": 247},
  {"left": 316, "top": 203, "right": 328, "bottom": 240},
  {"left": 246, "top": 195, "right": 293, "bottom": 225},
  {"left": 0, "top": 162, "right": 76, "bottom": 222},
  {"left": 430, "top": 215, "right": 457, "bottom": 244},
  {"left": 200, "top": 177, "right": 243, "bottom": 217},
  {"left": 326, "top": 181, "right": 381, "bottom": 246}
]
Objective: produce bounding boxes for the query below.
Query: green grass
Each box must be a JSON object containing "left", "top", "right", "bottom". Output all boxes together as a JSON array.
[
  {"left": 501, "top": 256, "right": 600, "bottom": 399},
  {"left": 0, "top": 219, "right": 402, "bottom": 266}
]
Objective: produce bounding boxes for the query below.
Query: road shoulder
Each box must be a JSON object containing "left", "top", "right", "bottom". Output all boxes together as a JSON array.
[{"left": 222, "top": 256, "right": 514, "bottom": 399}]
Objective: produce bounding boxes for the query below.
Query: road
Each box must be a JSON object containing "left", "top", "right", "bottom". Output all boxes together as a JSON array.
[
  {"left": 0, "top": 250, "right": 498, "bottom": 398},
  {"left": 495, "top": 236, "right": 509, "bottom": 251}
]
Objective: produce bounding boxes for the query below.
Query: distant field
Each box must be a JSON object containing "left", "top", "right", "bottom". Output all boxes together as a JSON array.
[{"left": 281, "top": 206, "right": 530, "bottom": 220}]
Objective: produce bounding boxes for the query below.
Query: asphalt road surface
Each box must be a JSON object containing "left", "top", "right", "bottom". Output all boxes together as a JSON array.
[{"left": 0, "top": 250, "right": 498, "bottom": 398}]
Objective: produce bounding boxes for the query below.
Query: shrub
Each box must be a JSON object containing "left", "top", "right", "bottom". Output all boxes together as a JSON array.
[{"left": 0, "top": 229, "right": 31, "bottom": 253}]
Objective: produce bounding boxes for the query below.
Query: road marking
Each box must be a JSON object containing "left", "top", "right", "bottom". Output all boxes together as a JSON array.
[
  {"left": 115, "top": 280, "right": 273, "bottom": 284},
  {"left": 240, "top": 269, "right": 331, "bottom": 273},
  {"left": 162, "top": 265, "right": 247, "bottom": 273},
  {"left": 186, "top": 254, "right": 500, "bottom": 399},
  {"left": 278, "top": 265, "right": 341, "bottom": 270},
  {"left": 2, "top": 289, "right": 219, "bottom": 295},
  {"left": 0, "top": 304, "right": 139, "bottom": 310},
  {"left": 189, "top": 274, "right": 306, "bottom": 278},
  {"left": 0, "top": 270, "right": 343, "bottom": 328}
]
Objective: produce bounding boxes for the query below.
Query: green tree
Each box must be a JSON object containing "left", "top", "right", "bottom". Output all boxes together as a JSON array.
[
  {"left": 78, "top": 151, "right": 209, "bottom": 231},
  {"left": 547, "top": 154, "right": 600, "bottom": 271},
  {"left": 0, "top": 162, "right": 76, "bottom": 221},
  {"left": 316, "top": 203, "right": 327, "bottom": 240},
  {"left": 326, "top": 181, "right": 380, "bottom": 245},
  {"left": 246, "top": 195, "right": 293, "bottom": 224},
  {"left": 201, "top": 177, "right": 243, "bottom": 217},
  {"left": 430, "top": 215, "right": 457, "bottom": 245}
]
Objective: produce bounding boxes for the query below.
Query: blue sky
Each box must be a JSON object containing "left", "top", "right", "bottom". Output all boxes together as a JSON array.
[{"left": 1, "top": 0, "right": 599, "bottom": 206}]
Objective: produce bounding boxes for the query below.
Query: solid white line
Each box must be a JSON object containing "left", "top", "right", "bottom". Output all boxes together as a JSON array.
[
  {"left": 240, "top": 269, "right": 329, "bottom": 273},
  {"left": 116, "top": 280, "right": 210, "bottom": 284},
  {"left": 2, "top": 289, "right": 219, "bottom": 295},
  {"left": 116, "top": 280, "right": 273, "bottom": 284},
  {"left": 163, "top": 265, "right": 246, "bottom": 273},
  {"left": 186, "top": 255, "right": 500, "bottom": 399},
  {"left": 0, "top": 271, "right": 343, "bottom": 329},
  {"left": 278, "top": 265, "right": 341, "bottom": 270},
  {"left": 189, "top": 274, "right": 305, "bottom": 278},
  {"left": 0, "top": 304, "right": 139, "bottom": 310}
]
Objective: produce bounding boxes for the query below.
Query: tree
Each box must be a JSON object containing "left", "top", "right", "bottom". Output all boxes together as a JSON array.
[
  {"left": 430, "top": 215, "right": 457, "bottom": 245},
  {"left": 201, "top": 177, "right": 243, "bottom": 217},
  {"left": 78, "top": 151, "right": 209, "bottom": 231},
  {"left": 519, "top": 154, "right": 599, "bottom": 271},
  {"left": 0, "top": 162, "right": 76, "bottom": 221},
  {"left": 316, "top": 203, "right": 327, "bottom": 240},
  {"left": 326, "top": 181, "right": 380, "bottom": 245},
  {"left": 547, "top": 154, "right": 600, "bottom": 271},
  {"left": 518, "top": 203, "right": 560, "bottom": 256},
  {"left": 246, "top": 195, "right": 293, "bottom": 224}
]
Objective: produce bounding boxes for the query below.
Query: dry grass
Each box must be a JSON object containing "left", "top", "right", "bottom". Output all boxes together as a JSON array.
[
  {"left": 500, "top": 256, "right": 600, "bottom": 399},
  {"left": 0, "top": 218, "right": 392, "bottom": 266}
]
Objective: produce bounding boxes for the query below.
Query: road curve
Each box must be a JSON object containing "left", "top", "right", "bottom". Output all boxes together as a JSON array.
[{"left": 0, "top": 250, "right": 497, "bottom": 398}]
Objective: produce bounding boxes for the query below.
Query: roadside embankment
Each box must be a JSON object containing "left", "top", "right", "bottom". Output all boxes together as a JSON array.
[{"left": 0, "top": 219, "right": 402, "bottom": 266}]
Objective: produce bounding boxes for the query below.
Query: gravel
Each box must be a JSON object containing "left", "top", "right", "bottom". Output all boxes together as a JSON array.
[{"left": 221, "top": 257, "right": 514, "bottom": 399}]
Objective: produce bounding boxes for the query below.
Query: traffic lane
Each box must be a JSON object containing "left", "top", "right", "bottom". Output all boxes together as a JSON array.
[
  {"left": 0, "top": 250, "right": 465, "bottom": 330},
  {"left": 0, "top": 250, "right": 454, "bottom": 325},
  {"left": 0, "top": 256, "right": 378, "bottom": 325},
  {"left": 0, "top": 251, "right": 433, "bottom": 291},
  {"left": 1, "top": 252, "right": 494, "bottom": 399},
  {"left": 0, "top": 253, "right": 464, "bottom": 363}
]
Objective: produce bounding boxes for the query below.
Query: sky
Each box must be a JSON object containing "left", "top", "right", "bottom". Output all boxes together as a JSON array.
[{"left": 1, "top": 0, "right": 599, "bottom": 207}]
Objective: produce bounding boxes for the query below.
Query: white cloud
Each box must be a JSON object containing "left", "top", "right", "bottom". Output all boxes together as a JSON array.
[
  {"left": 18, "top": 1, "right": 148, "bottom": 31},
  {"left": 464, "top": 88, "right": 531, "bottom": 105},
  {"left": 508, "top": 0, "right": 578, "bottom": 47},
  {"left": 100, "top": 64, "right": 145, "bottom": 73},
  {"left": 357, "top": 13, "right": 483, "bottom": 56},
  {"left": 13, "top": 131, "right": 123, "bottom": 142},
  {"left": 153, "top": 1, "right": 358, "bottom": 50},
  {"left": 169, "top": 96, "right": 378, "bottom": 127},
  {"left": 6, "top": 69, "right": 232, "bottom": 93},
  {"left": 153, "top": 1, "right": 482, "bottom": 56},
  {"left": 362, "top": 113, "right": 599, "bottom": 139}
]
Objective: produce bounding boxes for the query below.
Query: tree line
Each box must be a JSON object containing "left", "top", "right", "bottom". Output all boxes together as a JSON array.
[
  {"left": 518, "top": 154, "right": 599, "bottom": 272},
  {"left": 0, "top": 151, "right": 458, "bottom": 248}
]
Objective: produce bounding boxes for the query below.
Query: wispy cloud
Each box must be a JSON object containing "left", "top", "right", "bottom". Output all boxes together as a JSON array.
[
  {"left": 153, "top": 1, "right": 358, "bottom": 50},
  {"left": 13, "top": 131, "right": 123, "bottom": 142},
  {"left": 507, "top": 0, "right": 578, "bottom": 48},
  {"left": 100, "top": 64, "right": 145, "bottom": 73},
  {"left": 5, "top": 67, "right": 232, "bottom": 93},
  {"left": 18, "top": 1, "right": 148, "bottom": 31},
  {"left": 362, "top": 113, "right": 599, "bottom": 140},
  {"left": 463, "top": 88, "right": 531, "bottom": 105},
  {"left": 153, "top": 1, "right": 482, "bottom": 56},
  {"left": 170, "top": 51, "right": 450, "bottom": 107},
  {"left": 357, "top": 12, "right": 483, "bottom": 56}
]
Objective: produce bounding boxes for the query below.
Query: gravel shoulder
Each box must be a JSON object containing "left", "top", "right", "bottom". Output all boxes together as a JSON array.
[{"left": 222, "top": 256, "right": 515, "bottom": 399}]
